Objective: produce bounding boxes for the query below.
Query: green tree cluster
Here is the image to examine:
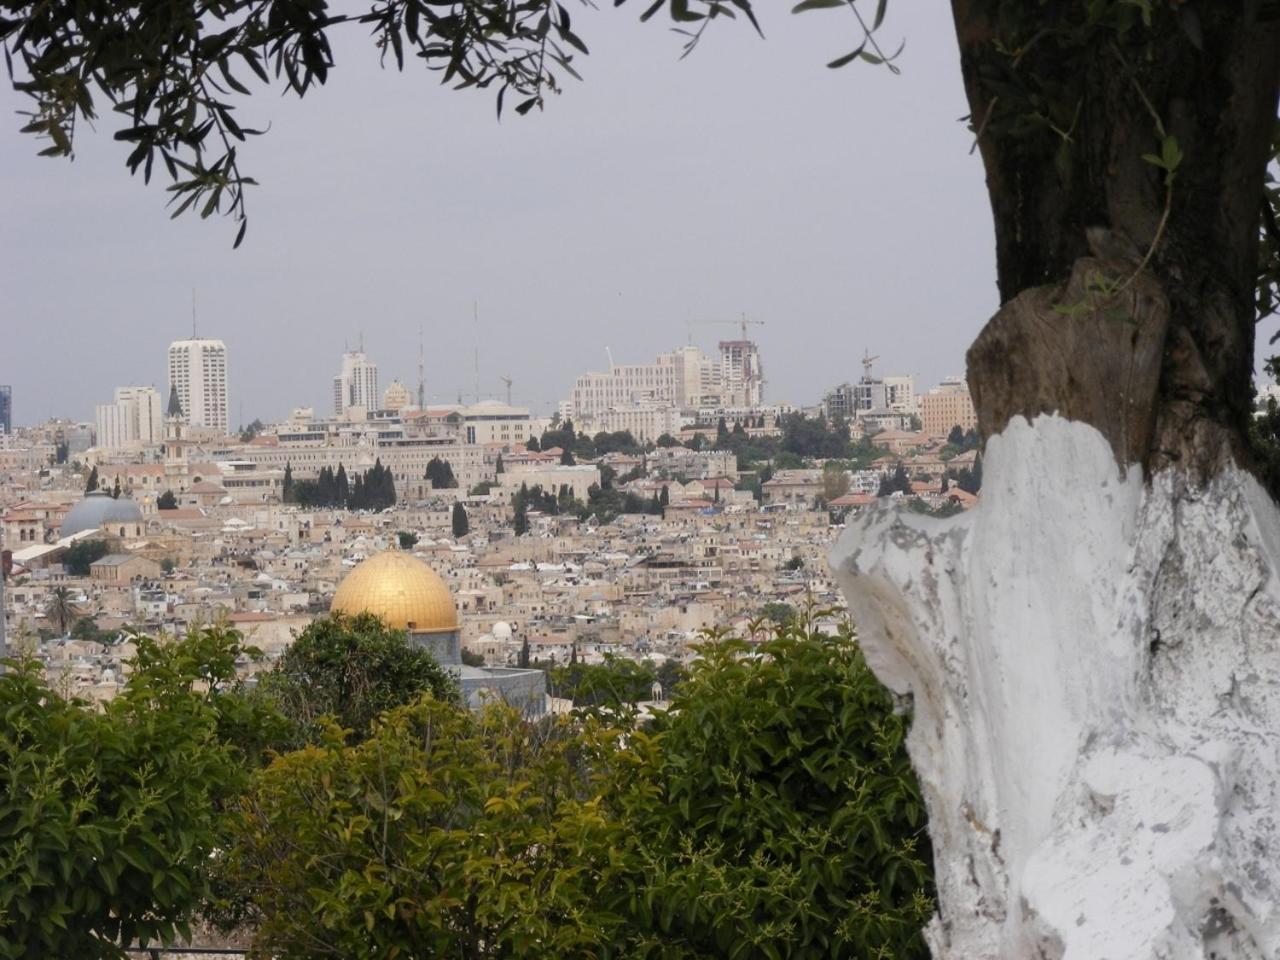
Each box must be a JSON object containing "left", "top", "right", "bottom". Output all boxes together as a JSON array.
[
  {"left": 547, "top": 655, "right": 668, "bottom": 709},
  {"left": 0, "top": 626, "right": 273, "bottom": 958},
  {"left": 877, "top": 464, "right": 913, "bottom": 497},
  {"left": 251, "top": 612, "right": 456, "bottom": 750},
  {"left": 945, "top": 425, "right": 981, "bottom": 453},
  {"left": 696, "top": 413, "right": 881, "bottom": 476},
  {"left": 2, "top": 613, "right": 931, "bottom": 959},
  {"left": 286, "top": 460, "right": 396, "bottom": 510},
  {"left": 63, "top": 539, "right": 108, "bottom": 576},
  {"left": 425, "top": 456, "right": 458, "bottom": 489},
  {"left": 238, "top": 418, "right": 265, "bottom": 443},
  {"left": 591, "top": 430, "right": 642, "bottom": 456},
  {"left": 156, "top": 489, "right": 178, "bottom": 510},
  {"left": 220, "top": 620, "right": 932, "bottom": 959},
  {"left": 946, "top": 455, "right": 984, "bottom": 495}
]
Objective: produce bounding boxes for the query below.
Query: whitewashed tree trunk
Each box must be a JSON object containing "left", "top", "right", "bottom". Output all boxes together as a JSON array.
[{"left": 830, "top": 265, "right": 1280, "bottom": 957}]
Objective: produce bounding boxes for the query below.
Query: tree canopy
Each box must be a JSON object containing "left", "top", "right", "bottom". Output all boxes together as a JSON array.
[
  {"left": 251, "top": 611, "right": 457, "bottom": 749},
  {"left": 0, "top": 625, "right": 275, "bottom": 958}
]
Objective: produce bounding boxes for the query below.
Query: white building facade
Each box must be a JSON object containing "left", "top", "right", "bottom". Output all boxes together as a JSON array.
[
  {"left": 567, "top": 342, "right": 763, "bottom": 420},
  {"left": 167, "top": 338, "right": 229, "bottom": 434},
  {"left": 95, "top": 386, "right": 163, "bottom": 452},
  {"left": 333, "top": 351, "right": 379, "bottom": 416}
]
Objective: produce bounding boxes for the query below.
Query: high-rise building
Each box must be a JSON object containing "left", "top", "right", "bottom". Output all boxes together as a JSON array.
[
  {"left": 0, "top": 385, "right": 10, "bottom": 435},
  {"left": 96, "top": 386, "right": 164, "bottom": 452},
  {"left": 920, "top": 377, "right": 978, "bottom": 438},
  {"left": 167, "top": 338, "right": 229, "bottom": 434},
  {"left": 333, "top": 351, "right": 379, "bottom": 416},
  {"left": 718, "top": 340, "right": 764, "bottom": 407}
]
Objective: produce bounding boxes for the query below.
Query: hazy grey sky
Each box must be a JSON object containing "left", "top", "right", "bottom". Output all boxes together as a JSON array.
[{"left": 3, "top": 5, "right": 1002, "bottom": 426}]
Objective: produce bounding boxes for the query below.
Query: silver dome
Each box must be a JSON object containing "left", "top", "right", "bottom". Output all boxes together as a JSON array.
[{"left": 61, "top": 490, "right": 145, "bottom": 537}]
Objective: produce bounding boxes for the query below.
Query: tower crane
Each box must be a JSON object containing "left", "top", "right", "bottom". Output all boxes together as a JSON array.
[
  {"left": 686, "top": 314, "right": 766, "bottom": 343},
  {"left": 861, "top": 349, "right": 880, "bottom": 380}
]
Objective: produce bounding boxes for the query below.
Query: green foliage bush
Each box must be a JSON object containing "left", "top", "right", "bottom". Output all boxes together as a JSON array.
[
  {"left": 225, "top": 698, "right": 613, "bottom": 959},
  {"left": 252, "top": 612, "right": 457, "bottom": 749},
  {"left": 598, "top": 624, "right": 934, "bottom": 959},
  {"left": 63, "top": 538, "right": 109, "bottom": 576},
  {"left": 1, "top": 617, "right": 931, "bottom": 959},
  {"left": 0, "top": 626, "right": 272, "bottom": 959},
  {"left": 547, "top": 654, "right": 672, "bottom": 710},
  {"left": 224, "top": 619, "right": 932, "bottom": 959}
]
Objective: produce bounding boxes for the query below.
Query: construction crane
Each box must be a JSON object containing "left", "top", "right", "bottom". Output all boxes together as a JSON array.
[
  {"left": 499, "top": 375, "right": 513, "bottom": 405},
  {"left": 686, "top": 314, "right": 766, "bottom": 343},
  {"left": 861, "top": 349, "right": 880, "bottom": 380}
]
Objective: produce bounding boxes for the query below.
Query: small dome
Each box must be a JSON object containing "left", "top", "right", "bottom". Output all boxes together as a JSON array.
[
  {"left": 61, "top": 491, "right": 144, "bottom": 537},
  {"left": 492, "top": 621, "right": 513, "bottom": 641},
  {"left": 330, "top": 550, "right": 458, "bottom": 634}
]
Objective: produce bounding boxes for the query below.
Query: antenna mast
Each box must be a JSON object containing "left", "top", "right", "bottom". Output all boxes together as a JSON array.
[
  {"left": 472, "top": 301, "right": 480, "bottom": 403},
  {"left": 191, "top": 289, "right": 197, "bottom": 338},
  {"left": 417, "top": 325, "right": 425, "bottom": 410}
]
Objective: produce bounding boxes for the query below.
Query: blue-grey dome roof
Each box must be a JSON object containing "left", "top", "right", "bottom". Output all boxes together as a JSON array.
[{"left": 61, "top": 490, "right": 144, "bottom": 537}]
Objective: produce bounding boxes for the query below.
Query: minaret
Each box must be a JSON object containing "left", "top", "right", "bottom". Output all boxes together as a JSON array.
[{"left": 163, "top": 386, "right": 189, "bottom": 491}]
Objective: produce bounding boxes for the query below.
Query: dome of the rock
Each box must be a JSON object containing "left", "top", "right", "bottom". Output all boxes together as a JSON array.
[{"left": 330, "top": 550, "right": 458, "bottom": 634}]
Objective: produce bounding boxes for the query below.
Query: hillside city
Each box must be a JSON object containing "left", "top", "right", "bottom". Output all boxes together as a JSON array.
[{"left": 0, "top": 330, "right": 982, "bottom": 703}]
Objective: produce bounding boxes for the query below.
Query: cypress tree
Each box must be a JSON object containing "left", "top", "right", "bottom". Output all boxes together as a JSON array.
[
  {"left": 85, "top": 465, "right": 99, "bottom": 493},
  {"left": 282, "top": 463, "right": 294, "bottom": 502},
  {"left": 336, "top": 464, "right": 349, "bottom": 506},
  {"left": 513, "top": 485, "right": 529, "bottom": 536},
  {"left": 452, "top": 502, "right": 469, "bottom": 537},
  {"left": 382, "top": 463, "right": 397, "bottom": 508}
]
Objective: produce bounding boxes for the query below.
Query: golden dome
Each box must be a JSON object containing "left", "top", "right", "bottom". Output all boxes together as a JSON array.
[{"left": 330, "top": 551, "right": 458, "bottom": 634}]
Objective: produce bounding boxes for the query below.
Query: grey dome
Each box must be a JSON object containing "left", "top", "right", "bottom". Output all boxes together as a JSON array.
[{"left": 61, "top": 490, "right": 144, "bottom": 537}]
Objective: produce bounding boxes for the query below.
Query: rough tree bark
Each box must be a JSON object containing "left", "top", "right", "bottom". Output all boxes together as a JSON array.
[{"left": 831, "top": 3, "right": 1280, "bottom": 957}]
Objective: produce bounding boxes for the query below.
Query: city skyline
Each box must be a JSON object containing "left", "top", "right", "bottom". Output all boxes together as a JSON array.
[
  {"left": 2, "top": 324, "right": 955, "bottom": 430},
  {"left": 1, "top": 5, "right": 996, "bottom": 427}
]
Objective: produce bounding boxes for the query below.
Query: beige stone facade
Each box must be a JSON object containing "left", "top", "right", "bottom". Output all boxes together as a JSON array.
[{"left": 920, "top": 379, "right": 978, "bottom": 438}]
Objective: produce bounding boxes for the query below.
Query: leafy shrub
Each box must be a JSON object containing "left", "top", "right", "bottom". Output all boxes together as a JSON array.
[
  {"left": 0, "top": 626, "right": 271, "bottom": 959},
  {"left": 599, "top": 621, "right": 934, "bottom": 959},
  {"left": 225, "top": 699, "right": 615, "bottom": 958},
  {"left": 224, "top": 619, "right": 932, "bottom": 959},
  {"left": 252, "top": 612, "right": 457, "bottom": 749}
]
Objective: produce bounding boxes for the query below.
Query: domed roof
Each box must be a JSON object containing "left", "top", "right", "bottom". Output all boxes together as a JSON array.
[
  {"left": 330, "top": 550, "right": 458, "bottom": 634},
  {"left": 492, "top": 621, "right": 513, "bottom": 640},
  {"left": 61, "top": 490, "right": 144, "bottom": 536}
]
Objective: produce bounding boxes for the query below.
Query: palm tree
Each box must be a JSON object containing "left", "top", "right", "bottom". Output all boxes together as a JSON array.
[{"left": 45, "top": 587, "right": 80, "bottom": 636}]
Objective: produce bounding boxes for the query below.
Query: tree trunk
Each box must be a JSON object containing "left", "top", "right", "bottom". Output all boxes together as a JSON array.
[{"left": 831, "top": 3, "right": 1280, "bottom": 956}]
